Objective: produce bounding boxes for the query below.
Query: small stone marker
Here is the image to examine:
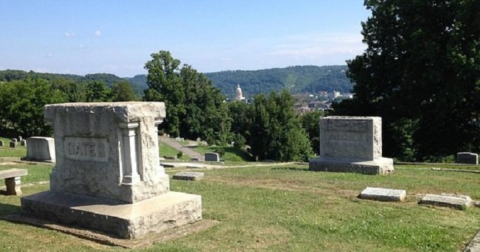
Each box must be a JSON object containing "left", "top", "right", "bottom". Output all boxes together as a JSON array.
[
  {"left": 9, "top": 141, "right": 16, "bottom": 148},
  {"left": 419, "top": 194, "right": 472, "bottom": 210},
  {"left": 20, "top": 139, "right": 27, "bottom": 146},
  {"left": 359, "top": 187, "right": 406, "bottom": 202},
  {"left": 25, "top": 137, "right": 56, "bottom": 162},
  {"left": 456, "top": 152, "right": 478, "bottom": 165},
  {"left": 11, "top": 138, "right": 17, "bottom": 143},
  {"left": 205, "top": 152, "right": 220, "bottom": 162},
  {"left": 172, "top": 172, "right": 204, "bottom": 181},
  {"left": 18, "top": 136, "right": 22, "bottom": 141},
  {"left": 0, "top": 140, "right": 4, "bottom": 146}
]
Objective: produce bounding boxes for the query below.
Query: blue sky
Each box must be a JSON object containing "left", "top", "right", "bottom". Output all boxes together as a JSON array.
[{"left": 0, "top": 1, "right": 369, "bottom": 77}]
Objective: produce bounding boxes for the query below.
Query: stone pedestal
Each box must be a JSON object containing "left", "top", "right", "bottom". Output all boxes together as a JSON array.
[
  {"left": 21, "top": 102, "right": 202, "bottom": 239},
  {"left": 309, "top": 117, "right": 394, "bottom": 175}
]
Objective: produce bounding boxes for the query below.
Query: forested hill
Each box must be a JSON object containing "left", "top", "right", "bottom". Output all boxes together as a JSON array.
[
  {"left": 0, "top": 65, "right": 353, "bottom": 98},
  {"left": 204, "top": 65, "right": 353, "bottom": 99}
]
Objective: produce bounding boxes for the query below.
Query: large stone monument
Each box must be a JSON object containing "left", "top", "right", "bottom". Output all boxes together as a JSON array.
[
  {"left": 309, "top": 116, "right": 394, "bottom": 175},
  {"left": 21, "top": 102, "right": 202, "bottom": 239}
]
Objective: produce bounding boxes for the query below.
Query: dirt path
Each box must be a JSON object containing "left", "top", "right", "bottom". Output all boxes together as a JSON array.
[{"left": 159, "top": 136, "right": 204, "bottom": 160}]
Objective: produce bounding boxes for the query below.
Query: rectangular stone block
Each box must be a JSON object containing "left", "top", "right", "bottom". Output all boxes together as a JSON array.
[
  {"left": 456, "top": 152, "right": 478, "bottom": 165},
  {"left": 204, "top": 152, "right": 220, "bottom": 162},
  {"left": 9, "top": 141, "right": 16, "bottom": 148},
  {"left": 21, "top": 191, "right": 202, "bottom": 239},
  {"left": 359, "top": 187, "right": 406, "bottom": 202},
  {"left": 43, "top": 102, "right": 168, "bottom": 203},
  {"left": 25, "top": 137, "right": 56, "bottom": 162},
  {"left": 172, "top": 172, "right": 204, "bottom": 181},
  {"left": 320, "top": 117, "right": 381, "bottom": 160},
  {"left": 309, "top": 116, "right": 394, "bottom": 175},
  {"left": 419, "top": 194, "right": 472, "bottom": 210}
]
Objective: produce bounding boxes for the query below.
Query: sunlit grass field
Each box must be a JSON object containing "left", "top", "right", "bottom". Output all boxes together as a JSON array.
[{"left": 0, "top": 158, "right": 479, "bottom": 251}]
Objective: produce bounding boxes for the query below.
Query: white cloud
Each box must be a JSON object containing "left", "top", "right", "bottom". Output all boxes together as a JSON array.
[
  {"left": 46, "top": 53, "right": 53, "bottom": 57},
  {"left": 269, "top": 32, "right": 366, "bottom": 60},
  {"left": 64, "top": 32, "right": 76, "bottom": 37},
  {"left": 95, "top": 30, "right": 102, "bottom": 37}
]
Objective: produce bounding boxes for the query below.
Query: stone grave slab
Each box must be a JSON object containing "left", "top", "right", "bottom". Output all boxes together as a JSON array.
[
  {"left": 0, "top": 140, "right": 3, "bottom": 146},
  {"left": 9, "top": 142, "right": 16, "bottom": 148},
  {"left": 309, "top": 117, "right": 394, "bottom": 175},
  {"left": 456, "top": 152, "right": 478, "bottom": 165},
  {"left": 172, "top": 172, "right": 204, "bottom": 181},
  {"left": 21, "top": 102, "right": 203, "bottom": 239},
  {"left": 419, "top": 194, "right": 472, "bottom": 210},
  {"left": 20, "top": 139, "right": 27, "bottom": 146},
  {"left": 205, "top": 152, "right": 220, "bottom": 162},
  {"left": 359, "top": 187, "right": 406, "bottom": 202}
]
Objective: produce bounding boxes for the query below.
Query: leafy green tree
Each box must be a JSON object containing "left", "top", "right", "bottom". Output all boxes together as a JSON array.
[
  {"left": 0, "top": 78, "right": 66, "bottom": 136},
  {"left": 144, "top": 51, "right": 231, "bottom": 144},
  {"left": 144, "top": 51, "right": 185, "bottom": 137},
  {"left": 111, "top": 81, "right": 137, "bottom": 101},
  {"left": 248, "top": 90, "right": 313, "bottom": 161},
  {"left": 299, "top": 110, "right": 324, "bottom": 155},
  {"left": 85, "top": 81, "right": 111, "bottom": 102},
  {"left": 334, "top": 0, "right": 480, "bottom": 160}
]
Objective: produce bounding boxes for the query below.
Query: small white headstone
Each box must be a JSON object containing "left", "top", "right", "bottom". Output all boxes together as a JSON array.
[{"left": 359, "top": 187, "right": 406, "bottom": 202}]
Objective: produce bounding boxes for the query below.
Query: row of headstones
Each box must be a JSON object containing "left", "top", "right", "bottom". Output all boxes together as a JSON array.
[
  {"left": 359, "top": 187, "right": 475, "bottom": 210},
  {"left": 0, "top": 138, "right": 27, "bottom": 148}
]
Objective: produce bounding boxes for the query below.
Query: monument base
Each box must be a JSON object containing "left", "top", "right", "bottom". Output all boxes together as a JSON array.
[
  {"left": 309, "top": 156, "right": 394, "bottom": 175},
  {"left": 21, "top": 190, "right": 202, "bottom": 239}
]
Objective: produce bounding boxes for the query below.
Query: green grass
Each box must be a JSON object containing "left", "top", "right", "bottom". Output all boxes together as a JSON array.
[
  {"left": 159, "top": 142, "right": 191, "bottom": 161},
  {"left": 0, "top": 137, "right": 27, "bottom": 158},
  {"left": 0, "top": 162, "right": 479, "bottom": 251},
  {"left": 192, "top": 145, "right": 252, "bottom": 162}
]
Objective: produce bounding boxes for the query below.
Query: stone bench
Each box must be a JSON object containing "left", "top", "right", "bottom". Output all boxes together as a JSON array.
[{"left": 0, "top": 169, "right": 28, "bottom": 195}]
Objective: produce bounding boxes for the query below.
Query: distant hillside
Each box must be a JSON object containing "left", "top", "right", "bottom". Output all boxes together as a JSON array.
[
  {"left": 0, "top": 66, "right": 353, "bottom": 99},
  {"left": 204, "top": 65, "right": 353, "bottom": 99},
  {"left": 0, "top": 70, "right": 145, "bottom": 97},
  {"left": 132, "top": 65, "right": 353, "bottom": 99}
]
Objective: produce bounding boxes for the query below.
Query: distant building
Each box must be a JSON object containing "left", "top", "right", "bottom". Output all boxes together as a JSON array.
[{"left": 235, "top": 84, "right": 246, "bottom": 101}]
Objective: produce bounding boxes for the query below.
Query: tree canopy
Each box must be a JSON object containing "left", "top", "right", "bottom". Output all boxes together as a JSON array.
[
  {"left": 334, "top": 0, "right": 480, "bottom": 161},
  {"left": 143, "top": 50, "right": 231, "bottom": 144}
]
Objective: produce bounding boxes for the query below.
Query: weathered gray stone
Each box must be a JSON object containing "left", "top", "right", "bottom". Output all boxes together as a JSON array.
[
  {"left": 0, "top": 140, "right": 4, "bottom": 146},
  {"left": 205, "top": 152, "right": 220, "bottom": 162},
  {"left": 0, "top": 168, "right": 28, "bottom": 195},
  {"left": 419, "top": 194, "right": 472, "bottom": 210},
  {"left": 456, "top": 152, "right": 478, "bottom": 165},
  {"left": 359, "top": 187, "right": 406, "bottom": 202},
  {"left": 25, "top": 137, "right": 56, "bottom": 162},
  {"left": 20, "top": 139, "right": 27, "bottom": 147},
  {"left": 172, "top": 172, "right": 204, "bottom": 181},
  {"left": 21, "top": 102, "right": 202, "bottom": 239},
  {"left": 21, "top": 190, "right": 201, "bottom": 239},
  {"left": 9, "top": 141, "right": 16, "bottom": 148},
  {"left": 11, "top": 138, "right": 17, "bottom": 143},
  {"left": 309, "top": 116, "right": 394, "bottom": 175}
]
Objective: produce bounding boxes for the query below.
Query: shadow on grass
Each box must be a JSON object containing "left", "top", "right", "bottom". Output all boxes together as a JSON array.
[{"left": 271, "top": 167, "right": 309, "bottom": 172}]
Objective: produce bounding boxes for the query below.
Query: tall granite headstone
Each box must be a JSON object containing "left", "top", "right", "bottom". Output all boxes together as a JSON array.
[
  {"left": 21, "top": 102, "right": 202, "bottom": 239},
  {"left": 309, "top": 116, "right": 394, "bottom": 175}
]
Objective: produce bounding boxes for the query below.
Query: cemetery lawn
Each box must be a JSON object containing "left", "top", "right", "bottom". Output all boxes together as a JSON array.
[
  {"left": 0, "top": 137, "right": 27, "bottom": 158},
  {"left": 0, "top": 162, "right": 479, "bottom": 251}
]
